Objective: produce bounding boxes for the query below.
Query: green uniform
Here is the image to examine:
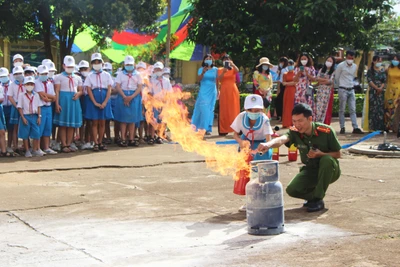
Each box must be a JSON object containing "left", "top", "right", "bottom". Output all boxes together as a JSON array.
[{"left": 284, "top": 122, "right": 341, "bottom": 201}]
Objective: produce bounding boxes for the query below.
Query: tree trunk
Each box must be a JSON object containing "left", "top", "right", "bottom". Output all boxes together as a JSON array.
[
  {"left": 37, "top": 3, "right": 53, "bottom": 60},
  {"left": 165, "top": 0, "right": 171, "bottom": 68}
]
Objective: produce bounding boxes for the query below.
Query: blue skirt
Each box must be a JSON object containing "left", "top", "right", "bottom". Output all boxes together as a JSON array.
[
  {"left": 10, "top": 105, "right": 20, "bottom": 125},
  {"left": 239, "top": 136, "right": 272, "bottom": 161},
  {"left": 191, "top": 90, "right": 217, "bottom": 132},
  {"left": 0, "top": 105, "right": 6, "bottom": 130},
  {"left": 85, "top": 88, "right": 113, "bottom": 120},
  {"left": 113, "top": 90, "right": 143, "bottom": 124},
  {"left": 53, "top": 91, "right": 82, "bottom": 128}
]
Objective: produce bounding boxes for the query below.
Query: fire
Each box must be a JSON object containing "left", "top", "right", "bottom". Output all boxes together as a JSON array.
[{"left": 142, "top": 87, "right": 251, "bottom": 180}]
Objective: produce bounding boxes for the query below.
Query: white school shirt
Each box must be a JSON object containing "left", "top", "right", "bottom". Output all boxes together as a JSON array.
[
  {"left": 7, "top": 81, "right": 25, "bottom": 102},
  {"left": 84, "top": 71, "right": 113, "bottom": 90},
  {"left": 54, "top": 73, "right": 83, "bottom": 93},
  {"left": 1, "top": 82, "right": 12, "bottom": 106},
  {"left": 35, "top": 79, "right": 55, "bottom": 106},
  {"left": 17, "top": 92, "right": 43, "bottom": 115},
  {"left": 230, "top": 111, "right": 273, "bottom": 141},
  {"left": 0, "top": 86, "right": 3, "bottom": 103},
  {"left": 149, "top": 76, "right": 172, "bottom": 95},
  {"left": 115, "top": 71, "right": 143, "bottom": 91}
]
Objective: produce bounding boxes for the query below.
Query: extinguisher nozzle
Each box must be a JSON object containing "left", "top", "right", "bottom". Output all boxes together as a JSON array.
[{"left": 258, "top": 152, "right": 264, "bottom": 156}]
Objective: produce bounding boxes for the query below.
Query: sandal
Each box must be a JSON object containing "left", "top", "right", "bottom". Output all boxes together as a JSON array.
[
  {"left": 61, "top": 146, "right": 71, "bottom": 153},
  {"left": 99, "top": 144, "right": 108, "bottom": 151},
  {"left": 155, "top": 137, "right": 164, "bottom": 144},
  {"left": 128, "top": 140, "right": 139, "bottom": 147},
  {"left": 103, "top": 138, "right": 112, "bottom": 145},
  {"left": 1, "top": 152, "right": 15, "bottom": 157},
  {"left": 118, "top": 140, "right": 128, "bottom": 147},
  {"left": 114, "top": 137, "right": 121, "bottom": 144},
  {"left": 147, "top": 138, "right": 155, "bottom": 145},
  {"left": 93, "top": 144, "right": 100, "bottom": 152}
]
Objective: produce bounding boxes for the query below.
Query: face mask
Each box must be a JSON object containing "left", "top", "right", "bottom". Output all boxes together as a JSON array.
[
  {"left": 375, "top": 63, "right": 382, "bottom": 68},
  {"left": 155, "top": 71, "right": 163, "bottom": 77},
  {"left": 301, "top": 60, "right": 308, "bottom": 66},
  {"left": 81, "top": 71, "right": 90, "bottom": 77},
  {"left": 93, "top": 64, "right": 102, "bottom": 71},
  {"left": 262, "top": 65, "right": 269, "bottom": 71},
  {"left": 14, "top": 62, "right": 23, "bottom": 67},
  {"left": 65, "top": 68, "right": 74, "bottom": 74},
  {"left": 346, "top": 59, "right": 354, "bottom": 65},
  {"left": 204, "top": 59, "right": 213, "bottom": 66},
  {"left": 25, "top": 85, "right": 34, "bottom": 92},
  {"left": 14, "top": 74, "right": 24, "bottom": 82},
  {"left": 107, "top": 70, "right": 112, "bottom": 75},
  {"left": 163, "top": 74, "right": 170, "bottom": 79},
  {"left": 125, "top": 65, "right": 134, "bottom": 72},
  {"left": 39, "top": 75, "right": 48, "bottom": 82},
  {"left": 392, "top": 60, "right": 399, "bottom": 66},
  {"left": 279, "top": 63, "right": 283, "bottom": 68},
  {"left": 247, "top": 111, "right": 261, "bottom": 120},
  {"left": 48, "top": 72, "right": 55, "bottom": 78},
  {"left": 0, "top": 77, "right": 9, "bottom": 84},
  {"left": 288, "top": 66, "right": 294, "bottom": 71},
  {"left": 325, "top": 61, "right": 333, "bottom": 68}
]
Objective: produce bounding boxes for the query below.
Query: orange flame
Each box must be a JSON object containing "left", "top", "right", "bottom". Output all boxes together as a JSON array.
[{"left": 142, "top": 86, "right": 251, "bottom": 180}]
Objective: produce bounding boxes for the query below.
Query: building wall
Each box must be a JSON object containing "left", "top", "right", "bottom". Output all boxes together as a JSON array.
[{"left": 180, "top": 60, "right": 202, "bottom": 84}]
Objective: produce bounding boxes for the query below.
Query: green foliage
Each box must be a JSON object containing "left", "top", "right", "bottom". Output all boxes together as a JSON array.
[{"left": 188, "top": 0, "right": 394, "bottom": 61}]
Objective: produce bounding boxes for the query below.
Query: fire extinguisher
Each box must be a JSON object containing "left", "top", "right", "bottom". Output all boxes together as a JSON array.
[
  {"left": 233, "top": 153, "right": 254, "bottom": 195},
  {"left": 272, "top": 126, "right": 280, "bottom": 161},
  {"left": 288, "top": 144, "right": 298, "bottom": 161}
]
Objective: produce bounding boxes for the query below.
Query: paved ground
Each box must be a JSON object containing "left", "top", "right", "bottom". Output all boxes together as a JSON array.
[{"left": 1, "top": 118, "right": 400, "bottom": 267}]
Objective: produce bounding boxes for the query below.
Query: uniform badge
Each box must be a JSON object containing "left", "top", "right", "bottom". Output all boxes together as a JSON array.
[
  {"left": 317, "top": 126, "right": 331, "bottom": 134},
  {"left": 251, "top": 96, "right": 257, "bottom": 102}
]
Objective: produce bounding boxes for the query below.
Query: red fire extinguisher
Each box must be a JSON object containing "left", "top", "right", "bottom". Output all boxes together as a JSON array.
[
  {"left": 233, "top": 153, "right": 253, "bottom": 195},
  {"left": 288, "top": 144, "right": 298, "bottom": 161},
  {"left": 272, "top": 126, "right": 280, "bottom": 161}
]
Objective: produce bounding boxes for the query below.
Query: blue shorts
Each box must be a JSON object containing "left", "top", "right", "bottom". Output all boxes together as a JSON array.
[
  {"left": 3, "top": 105, "right": 13, "bottom": 131},
  {"left": 40, "top": 106, "right": 53, "bottom": 137},
  {"left": 18, "top": 114, "right": 41, "bottom": 140}
]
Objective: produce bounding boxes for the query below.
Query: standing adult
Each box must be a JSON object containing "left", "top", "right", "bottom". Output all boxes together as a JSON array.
[
  {"left": 335, "top": 50, "right": 363, "bottom": 134},
  {"left": 253, "top": 57, "right": 274, "bottom": 115},
  {"left": 315, "top": 56, "right": 335, "bottom": 123},
  {"left": 362, "top": 56, "right": 386, "bottom": 132},
  {"left": 293, "top": 53, "right": 316, "bottom": 112},
  {"left": 275, "top": 57, "right": 289, "bottom": 121},
  {"left": 217, "top": 55, "right": 240, "bottom": 136},
  {"left": 282, "top": 59, "right": 296, "bottom": 128},
  {"left": 192, "top": 54, "right": 218, "bottom": 134},
  {"left": 384, "top": 54, "right": 400, "bottom": 133}
]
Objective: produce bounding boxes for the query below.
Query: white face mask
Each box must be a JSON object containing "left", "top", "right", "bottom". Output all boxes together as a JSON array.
[
  {"left": 163, "top": 74, "right": 170, "bottom": 79},
  {"left": 81, "top": 71, "right": 90, "bottom": 77},
  {"left": 65, "top": 67, "right": 74, "bottom": 74},
  {"left": 48, "top": 72, "right": 55, "bottom": 78},
  {"left": 93, "top": 64, "right": 102, "bottom": 71},
  {"left": 14, "top": 62, "right": 23, "bottom": 67},
  {"left": 325, "top": 61, "right": 333, "bottom": 68},
  {"left": 301, "top": 60, "right": 308, "bottom": 66},
  {"left": 346, "top": 59, "right": 354, "bottom": 65},
  {"left": 25, "top": 85, "right": 34, "bottom": 92},
  {"left": 155, "top": 71, "right": 163, "bottom": 77}
]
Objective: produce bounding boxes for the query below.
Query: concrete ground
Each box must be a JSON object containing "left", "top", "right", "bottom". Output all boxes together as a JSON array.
[{"left": 1, "top": 118, "right": 400, "bottom": 267}]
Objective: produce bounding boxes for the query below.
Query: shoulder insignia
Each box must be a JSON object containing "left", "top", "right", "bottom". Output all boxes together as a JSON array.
[
  {"left": 317, "top": 126, "right": 331, "bottom": 134},
  {"left": 289, "top": 126, "right": 299, "bottom": 132}
]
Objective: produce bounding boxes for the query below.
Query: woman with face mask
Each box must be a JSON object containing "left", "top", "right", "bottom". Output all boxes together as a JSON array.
[
  {"left": 192, "top": 54, "right": 218, "bottom": 135},
  {"left": 384, "top": 54, "right": 400, "bottom": 134},
  {"left": 315, "top": 56, "right": 336, "bottom": 124},
  {"left": 253, "top": 57, "right": 274, "bottom": 116},
  {"left": 217, "top": 54, "right": 240, "bottom": 136},
  {"left": 282, "top": 59, "right": 297, "bottom": 128},
  {"left": 275, "top": 57, "right": 289, "bottom": 121},
  {"left": 294, "top": 53, "right": 316, "bottom": 115}
]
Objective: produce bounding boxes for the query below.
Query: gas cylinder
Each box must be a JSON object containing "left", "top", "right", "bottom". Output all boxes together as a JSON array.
[
  {"left": 271, "top": 126, "right": 280, "bottom": 161},
  {"left": 246, "top": 160, "right": 285, "bottom": 235},
  {"left": 288, "top": 144, "right": 298, "bottom": 161}
]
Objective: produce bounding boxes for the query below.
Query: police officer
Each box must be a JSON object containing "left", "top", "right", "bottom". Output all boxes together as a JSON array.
[{"left": 258, "top": 103, "right": 341, "bottom": 212}]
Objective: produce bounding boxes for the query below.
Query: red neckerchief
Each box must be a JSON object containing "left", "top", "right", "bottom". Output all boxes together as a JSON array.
[
  {"left": 127, "top": 73, "right": 132, "bottom": 89},
  {"left": 245, "top": 128, "right": 255, "bottom": 147},
  {"left": 96, "top": 72, "right": 102, "bottom": 89},
  {"left": 67, "top": 76, "right": 75, "bottom": 92},
  {"left": 25, "top": 93, "right": 34, "bottom": 114},
  {"left": 43, "top": 81, "right": 48, "bottom": 93},
  {"left": 17, "top": 84, "right": 24, "bottom": 98}
]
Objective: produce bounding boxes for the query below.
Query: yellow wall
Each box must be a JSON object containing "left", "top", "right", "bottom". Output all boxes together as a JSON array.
[{"left": 181, "top": 60, "right": 202, "bottom": 84}]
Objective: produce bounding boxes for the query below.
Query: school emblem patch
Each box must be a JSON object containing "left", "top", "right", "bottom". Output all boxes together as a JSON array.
[{"left": 251, "top": 96, "right": 257, "bottom": 102}]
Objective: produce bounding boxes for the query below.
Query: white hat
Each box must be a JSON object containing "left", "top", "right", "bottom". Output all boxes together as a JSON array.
[
  {"left": 256, "top": 57, "right": 274, "bottom": 68},
  {"left": 63, "top": 56, "right": 75, "bottom": 67},
  {"left": 12, "top": 66, "right": 24, "bottom": 74},
  {"left": 78, "top": 60, "right": 89, "bottom": 69},
  {"left": 0, "top": 67, "right": 9, "bottom": 77},
  {"left": 45, "top": 62, "right": 57, "bottom": 72},
  {"left": 24, "top": 66, "right": 36, "bottom": 73},
  {"left": 136, "top": 61, "right": 146, "bottom": 69},
  {"left": 244, "top": 94, "right": 264, "bottom": 110},
  {"left": 37, "top": 65, "right": 49, "bottom": 74},
  {"left": 13, "top": 54, "right": 24, "bottom": 62},
  {"left": 124, "top": 55, "right": 135, "bottom": 65},
  {"left": 153, "top": 61, "right": 164, "bottom": 70},
  {"left": 23, "top": 76, "right": 35, "bottom": 84},
  {"left": 74, "top": 65, "right": 80, "bottom": 73},
  {"left": 42, "top": 59, "right": 52, "bottom": 65},
  {"left": 163, "top": 67, "right": 170, "bottom": 74},
  {"left": 104, "top": 62, "right": 113, "bottom": 70},
  {"left": 91, "top": 52, "right": 102, "bottom": 62}
]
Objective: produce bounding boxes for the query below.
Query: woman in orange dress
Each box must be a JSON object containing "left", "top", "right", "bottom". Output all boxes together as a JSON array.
[
  {"left": 217, "top": 55, "right": 240, "bottom": 135},
  {"left": 282, "top": 59, "right": 296, "bottom": 128}
]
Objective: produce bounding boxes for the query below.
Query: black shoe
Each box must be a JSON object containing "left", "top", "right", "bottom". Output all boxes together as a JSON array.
[
  {"left": 302, "top": 201, "right": 309, "bottom": 208},
  {"left": 205, "top": 132, "right": 212, "bottom": 136},
  {"left": 352, "top": 128, "right": 364, "bottom": 134},
  {"left": 340, "top": 128, "right": 345, "bottom": 134},
  {"left": 306, "top": 199, "right": 325, "bottom": 212}
]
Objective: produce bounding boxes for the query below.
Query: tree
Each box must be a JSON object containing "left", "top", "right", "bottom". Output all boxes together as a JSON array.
[
  {"left": 187, "top": 0, "right": 393, "bottom": 65},
  {"left": 0, "top": 0, "right": 164, "bottom": 63}
]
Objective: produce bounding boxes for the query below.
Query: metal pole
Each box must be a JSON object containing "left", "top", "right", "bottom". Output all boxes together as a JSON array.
[{"left": 165, "top": 0, "right": 171, "bottom": 68}]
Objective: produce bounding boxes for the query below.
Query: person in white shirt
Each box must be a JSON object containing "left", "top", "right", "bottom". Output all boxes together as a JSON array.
[
  {"left": 43, "top": 61, "right": 59, "bottom": 150},
  {"left": 0, "top": 83, "right": 11, "bottom": 157},
  {"left": 84, "top": 53, "right": 113, "bottom": 151},
  {"left": 114, "top": 55, "right": 143, "bottom": 147},
  {"left": 147, "top": 61, "right": 172, "bottom": 145},
  {"left": 35, "top": 65, "right": 57, "bottom": 154},
  {"left": 53, "top": 56, "right": 83, "bottom": 153},
  {"left": 103, "top": 62, "right": 114, "bottom": 145},
  {"left": 17, "top": 76, "right": 43, "bottom": 158},
  {"left": 0, "top": 67, "right": 14, "bottom": 153},
  {"left": 136, "top": 61, "right": 149, "bottom": 144}
]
